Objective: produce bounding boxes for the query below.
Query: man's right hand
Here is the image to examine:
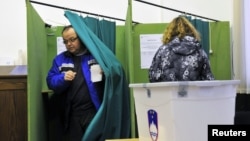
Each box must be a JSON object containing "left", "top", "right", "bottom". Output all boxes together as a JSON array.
[{"left": 64, "top": 70, "right": 76, "bottom": 81}]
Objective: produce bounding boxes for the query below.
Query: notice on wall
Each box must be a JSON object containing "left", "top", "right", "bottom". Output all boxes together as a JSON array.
[
  {"left": 140, "top": 34, "right": 162, "bottom": 69},
  {"left": 57, "top": 37, "right": 66, "bottom": 55}
]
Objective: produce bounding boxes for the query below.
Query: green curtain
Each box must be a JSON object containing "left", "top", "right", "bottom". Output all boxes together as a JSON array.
[
  {"left": 186, "top": 16, "right": 210, "bottom": 56},
  {"left": 64, "top": 11, "right": 131, "bottom": 141},
  {"left": 124, "top": 0, "right": 138, "bottom": 138},
  {"left": 209, "top": 22, "right": 231, "bottom": 80},
  {"left": 82, "top": 16, "right": 116, "bottom": 54},
  {"left": 26, "top": 2, "right": 48, "bottom": 141}
]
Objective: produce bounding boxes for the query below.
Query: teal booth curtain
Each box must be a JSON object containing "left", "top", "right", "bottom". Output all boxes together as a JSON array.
[
  {"left": 99, "top": 19, "right": 116, "bottom": 54},
  {"left": 186, "top": 16, "right": 210, "bottom": 56},
  {"left": 64, "top": 11, "right": 131, "bottom": 141},
  {"left": 82, "top": 16, "right": 100, "bottom": 36},
  {"left": 82, "top": 16, "right": 116, "bottom": 54}
]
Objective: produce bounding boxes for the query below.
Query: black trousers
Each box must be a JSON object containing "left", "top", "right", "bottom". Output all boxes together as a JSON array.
[{"left": 63, "top": 109, "right": 96, "bottom": 141}]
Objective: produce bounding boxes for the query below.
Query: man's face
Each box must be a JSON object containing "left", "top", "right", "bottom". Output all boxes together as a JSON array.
[{"left": 62, "top": 27, "right": 82, "bottom": 55}]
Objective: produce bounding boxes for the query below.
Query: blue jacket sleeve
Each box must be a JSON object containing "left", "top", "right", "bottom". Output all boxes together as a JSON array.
[{"left": 46, "top": 58, "right": 71, "bottom": 94}]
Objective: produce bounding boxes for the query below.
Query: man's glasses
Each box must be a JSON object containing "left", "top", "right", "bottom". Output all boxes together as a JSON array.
[{"left": 63, "top": 37, "right": 78, "bottom": 44}]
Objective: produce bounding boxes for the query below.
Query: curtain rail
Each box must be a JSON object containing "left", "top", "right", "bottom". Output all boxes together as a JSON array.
[
  {"left": 29, "top": 0, "right": 140, "bottom": 24},
  {"left": 134, "top": 0, "right": 219, "bottom": 22}
]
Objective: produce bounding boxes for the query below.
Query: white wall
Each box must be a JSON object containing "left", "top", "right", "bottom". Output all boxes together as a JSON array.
[
  {"left": 233, "top": 0, "right": 250, "bottom": 93},
  {"left": 0, "top": 0, "right": 27, "bottom": 65},
  {"left": 30, "top": 0, "right": 163, "bottom": 26},
  {"left": 243, "top": 0, "right": 250, "bottom": 93},
  {"left": 160, "top": 0, "right": 233, "bottom": 23},
  {"left": 30, "top": 0, "right": 233, "bottom": 25}
]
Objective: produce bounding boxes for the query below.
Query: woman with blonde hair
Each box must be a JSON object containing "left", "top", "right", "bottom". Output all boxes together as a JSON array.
[{"left": 148, "top": 16, "right": 214, "bottom": 82}]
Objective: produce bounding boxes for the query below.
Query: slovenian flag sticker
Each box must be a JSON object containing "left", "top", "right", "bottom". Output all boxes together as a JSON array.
[{"left": 148, "top": 109, "right": 158, "bottom": 141}]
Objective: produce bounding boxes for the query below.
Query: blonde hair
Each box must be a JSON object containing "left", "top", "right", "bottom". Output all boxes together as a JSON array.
[{"left": 162, "top": 16, "right": 201, "bottom": 44}]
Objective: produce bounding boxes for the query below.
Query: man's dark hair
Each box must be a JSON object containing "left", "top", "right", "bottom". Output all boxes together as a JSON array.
[{"left": 61, "top": 25, "right": 73, "bottom": 34}]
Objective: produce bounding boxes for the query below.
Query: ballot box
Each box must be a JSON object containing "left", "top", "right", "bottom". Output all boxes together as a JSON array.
[{"left": 129, "top": 80, "right": 240, "bottom": 141}]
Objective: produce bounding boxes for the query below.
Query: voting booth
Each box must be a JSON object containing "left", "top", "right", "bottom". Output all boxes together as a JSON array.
[{"left": 129, "top": 80, "right": 240, "bottom": 141}]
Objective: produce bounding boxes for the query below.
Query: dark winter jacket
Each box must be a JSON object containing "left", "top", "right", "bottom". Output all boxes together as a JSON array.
[{"left": 148, "top": 35, "right": 214, "bottom": 82}]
